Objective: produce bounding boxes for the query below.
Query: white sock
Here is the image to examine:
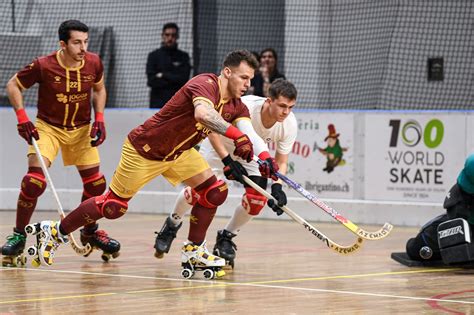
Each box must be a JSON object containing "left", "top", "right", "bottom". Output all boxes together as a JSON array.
[
  {"left": 224, "top": 204, "right": 254, "bottom": 234},
  {"left": 169, "top": 188, "right": 192, "bottom": 226}
]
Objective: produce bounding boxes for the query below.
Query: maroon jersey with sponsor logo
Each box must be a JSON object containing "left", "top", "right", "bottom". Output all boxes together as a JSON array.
[
  {"left": 128, "top": 73, "right": 250, "bottom": 161},
  {"left": 16, "top": 50, "right": 104, "bottom": 129}
]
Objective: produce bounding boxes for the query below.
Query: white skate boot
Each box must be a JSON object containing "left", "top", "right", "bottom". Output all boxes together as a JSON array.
[
  {"left": 180, "top": 241, "right": 226, "bottom": 279},
  {"left": 25, "top": 220, "right": 69, "bottom": 266}
]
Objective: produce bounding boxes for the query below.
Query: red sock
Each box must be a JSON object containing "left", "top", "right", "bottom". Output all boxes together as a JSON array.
[
  {"left": 79, "top": 166, "right": 102, "bottom": 230},
  {"left": 60, "top": 197, "right": 103, "bottom": 234},
  {"left": 188, "top": 204, "right": 217, "bottom": 245},
  {"left": 15, "top": 167, "right": 43, "bottom": 232},
  {"left": 187, "top": 178, "right": 220, "bottom": 244}
]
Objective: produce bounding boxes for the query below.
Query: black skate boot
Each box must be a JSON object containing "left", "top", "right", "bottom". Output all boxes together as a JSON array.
[
  {"left": 213, "top": 229, "right": 237, "bottom": 268},
  {"left": 154, "top": 217, "right": 182, "bottom": 259},
  {"left": 1, "top": 228, "right": 27, "bottom": 267},
  {"left": 80, "top": 224, "right": 120, "bottom": 262}
]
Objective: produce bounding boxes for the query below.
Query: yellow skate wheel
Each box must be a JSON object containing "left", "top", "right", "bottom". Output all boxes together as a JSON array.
[
  {"left": 14, "top": 255, "right": 27, "bottom": 267},
  {"left": 154, "top": 251, "right": 164, "bottom": 259},
  {"left": 2, "top": 256, "right": 14, "bottom": 267},
  {"left": 215, "top": 269, "right": 226, "bottom": 278},
  {"left": 31, "top": 257, "right": 41, "bottom": 268}
]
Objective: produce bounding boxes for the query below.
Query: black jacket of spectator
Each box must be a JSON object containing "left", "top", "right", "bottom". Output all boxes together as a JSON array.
[
  {"left": 251, "top": 71, "right": 286, "bottom": 97},
  {"left": 146, "top": 44, "right": 191, "bottom": 108}
]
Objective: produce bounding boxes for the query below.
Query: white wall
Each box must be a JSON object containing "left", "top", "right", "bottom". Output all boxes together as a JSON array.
[{"left": 3, "top": 108, "right": 473, "bottom": 227}]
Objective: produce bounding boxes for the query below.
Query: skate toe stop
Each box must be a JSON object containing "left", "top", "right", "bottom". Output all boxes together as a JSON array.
[
  {"left": 215, "top": 270, "right": 226, "bottom": 278},
  {"left": 31, "top": 258, "right": 41, "bottom": 268}
]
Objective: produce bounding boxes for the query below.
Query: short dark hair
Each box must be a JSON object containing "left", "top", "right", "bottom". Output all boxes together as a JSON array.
[
  {"left": 162, "top": 22, "right": 179, "bottom": 35},
  {"left": 58, "top": 20, "right": 88, "bottom": 43},
  {"left": 222, "top": 49, "right": 259, "bottom": 70},
  {"left": 268, "top": 78, "right": 297, "bottom": 101}
]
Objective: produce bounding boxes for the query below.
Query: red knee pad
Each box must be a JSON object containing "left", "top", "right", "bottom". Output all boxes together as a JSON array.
[
  {"left": 82, "top": 173, "right": 106, "bottom": 199},
  {"left": 20, "top": 172, "right": 47, "bottom": 199},
  {"left": 196, "top": 178, "right": 228, "bottom": 209},
  {"left": 183, "top": 186, "right": 199, "bottom": 206},
  {"left": 242, "top": 187, "right": 267, "bottom": 215},
  {"left": 96, "top": 191, "right": 129, "bottom": 219}
]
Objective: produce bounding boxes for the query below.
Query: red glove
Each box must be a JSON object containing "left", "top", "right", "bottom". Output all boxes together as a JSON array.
[
  {"left": 90, "top": 112, "right": 106, "bottom": 147},
  {"left": 224, "top": 125, "right": 253, "bottom": 162},
  {"left": 16, "top": 109, "right": 39, "bottom": 145},
  {"left": 258, "top": 151, "right": 279, "bottom": 181}
]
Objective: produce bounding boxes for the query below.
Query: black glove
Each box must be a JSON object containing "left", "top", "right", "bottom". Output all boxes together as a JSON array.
[
  {"left": 271, "top": 183, "right": 287, "bottom": 206},
  {"left": 222, "top": 155, "right": 248, "bottom": 184},
  {"left": 17, "top": 121, "right": 39, "bottom": 145},
  {"left": 267, "top": 199, "right": 284, "bottom": 216},
  {"left": 267, "top": 184, "right": 286, "bottom": 216}
]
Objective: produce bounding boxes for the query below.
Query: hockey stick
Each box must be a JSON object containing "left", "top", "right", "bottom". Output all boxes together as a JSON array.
[
  {"left": 254, "top": 157, "right": 393, "bottom": 240},
  {"left": 242, "top": 175, "right": 363, "bottom": 255},
  {"left": 31, "top": 139, "right": 92, "bottom": 255}
]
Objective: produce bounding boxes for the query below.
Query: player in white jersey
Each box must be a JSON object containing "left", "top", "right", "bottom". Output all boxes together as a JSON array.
[{"left": 154, "top": 79, "right": 298, "bottom": 267}]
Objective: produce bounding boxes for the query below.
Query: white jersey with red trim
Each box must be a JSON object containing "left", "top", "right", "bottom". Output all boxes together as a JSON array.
[{"left": 199, "top": 95, "right": 298, "bottom": 177}]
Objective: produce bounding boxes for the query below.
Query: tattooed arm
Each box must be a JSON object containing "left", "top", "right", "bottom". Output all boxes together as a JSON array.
[
  {"left": 193, "top": 100, "right": 230, "bottom": 135},
  {"left": 193, "top": 99, "right": 254, "bottom": 161}
]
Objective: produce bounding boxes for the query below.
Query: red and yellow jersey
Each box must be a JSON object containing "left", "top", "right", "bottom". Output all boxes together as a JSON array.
[
  {"left": 128, "top": 73, "right": 250, "bottom": 161},
  {"left": 15, "top": 50, "right": 104, "bottom": 129}
]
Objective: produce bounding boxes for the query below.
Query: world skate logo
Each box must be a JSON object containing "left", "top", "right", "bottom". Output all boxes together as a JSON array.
[
  {"left": 388, "top": 119, "right": 444, "bottom": 148},
  {"left": 438, "top": 226, "right": 464, "bottom": 239}
]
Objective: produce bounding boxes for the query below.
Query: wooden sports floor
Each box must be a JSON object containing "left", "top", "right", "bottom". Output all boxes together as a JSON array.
[{"left": 1, "top": 210, "right": 473, "bottom": 314}]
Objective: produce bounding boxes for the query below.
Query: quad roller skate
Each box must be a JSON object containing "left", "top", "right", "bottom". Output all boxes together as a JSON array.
[
  {"left": 1, "top": 229, "right": 27, "bottom": 267},
  {"left": 213, "top": 229, "right": 237, "bottom": 269},
  {"left": 80, "top": 225, "right": 120, "bottom": 262},
  {"left": 154, "top": 217, "right": 182, "bottom": 259},
  {"left": 25, "top": 221, "right": 69, "bottom": 267},
  {"left": 180, "top": 241, "right": 226, "bottom": 280},
  {"left": 25, "top": 227, "right": 43, "bottom": 268}
]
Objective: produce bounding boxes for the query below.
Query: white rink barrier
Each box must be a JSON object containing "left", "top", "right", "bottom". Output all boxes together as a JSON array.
[{"left": 1, "top": 108, "right": 472, "bottom": 227}]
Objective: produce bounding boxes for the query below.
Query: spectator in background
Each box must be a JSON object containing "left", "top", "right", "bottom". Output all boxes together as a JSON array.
[
  {"left": 250, "top": 48, "right": 285, "bottom": 97},
  {"left": 146, "top": 23, "right": 191, "bottom": 108}
]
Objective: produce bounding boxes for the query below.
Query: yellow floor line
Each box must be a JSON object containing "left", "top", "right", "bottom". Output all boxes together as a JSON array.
[{"left": 0, "top": 266, "right": 461, "bottom": 304}]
